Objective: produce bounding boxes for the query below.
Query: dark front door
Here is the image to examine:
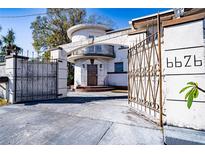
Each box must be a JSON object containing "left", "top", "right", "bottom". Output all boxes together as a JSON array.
[{"left": 87, "top": 64, "right": 97, "bottom": 86}]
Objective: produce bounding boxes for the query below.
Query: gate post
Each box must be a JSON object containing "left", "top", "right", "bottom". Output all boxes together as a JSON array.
[
  {"left": 50, "top": 47, "right": 68, "bottom": 98},
  {"left": 5, "top": 54, "right": 17, "bottom": 103},
  {"left": 157, "top": 14, "right": 163, "bottom": 127},
  {"left": 163, "top": 14, "right": 205, "bottom": 144}
]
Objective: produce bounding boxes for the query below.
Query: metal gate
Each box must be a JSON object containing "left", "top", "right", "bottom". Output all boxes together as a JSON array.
[
  {"left": 14, "top": 55, "right": 58, "bottom": 103},
  {"left": 128, "top": 15, "right": 163, "bottom": 126}
]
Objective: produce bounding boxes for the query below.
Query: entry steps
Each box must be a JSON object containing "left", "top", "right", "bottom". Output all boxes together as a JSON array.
[{"left": 75, "top": 86, "right": 114, "bottom": 92}]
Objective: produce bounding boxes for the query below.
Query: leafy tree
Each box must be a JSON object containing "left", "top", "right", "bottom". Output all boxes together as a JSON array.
[
  {"left": 67, "top": 62, "right": 74, "bottom": 85},
  {"left": 30, "top": 8, "right": 86, "bottom": 53},
  {"left": 0, "top": 25, "right": 3, "bottom": 55},
  {"left": 1, "top": 29, "right": 22, "bottom": 56},
  {"left": 31, "top": 8, "right": 87, "bottom": 85},
  {"left": 42, "top": 51, "right": 51, "bottom": 61},
  {"left": 31, "top": 9, "right": 115, "bottom": 85},
  {"left": 86, "top": 14, "right": 115, "bottom": 29},
  {"left": 179, "top": 82, "right": 205, "bottom": 109},
  {"left": 31, "top": 8, "right": 115, "bottom": 54},
  {"left": 0, "top": 25, "right": 2, "bottom": 46}
]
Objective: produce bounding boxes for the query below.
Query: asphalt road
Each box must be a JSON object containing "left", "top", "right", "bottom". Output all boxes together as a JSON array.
[{"left": 0, "top": 91, "right": 163, "bottom": 145}]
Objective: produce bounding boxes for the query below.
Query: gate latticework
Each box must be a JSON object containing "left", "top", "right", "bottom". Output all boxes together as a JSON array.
[
  {"left": 14, "top": 56, "right": 58, "bottom": 103},
  {"left": 128, "top": 16, "right": 163, "bottom": 126}
]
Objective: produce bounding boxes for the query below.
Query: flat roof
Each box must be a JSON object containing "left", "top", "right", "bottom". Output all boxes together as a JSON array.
[
  {"left": 129, "top": 9, "right": 173, "bottom": 23},
  {"left": 106, "top": 27, "right": 131, "bottom": 34}
]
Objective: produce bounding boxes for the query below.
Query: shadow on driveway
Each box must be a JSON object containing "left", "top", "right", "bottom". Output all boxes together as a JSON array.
[{"left": 16, "top": 95, "right": 128, "bottom": 106}]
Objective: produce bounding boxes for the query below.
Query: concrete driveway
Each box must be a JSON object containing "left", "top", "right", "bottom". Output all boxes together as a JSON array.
[{"left": 0, "top": 91, "right": 163, "bottom": 145}]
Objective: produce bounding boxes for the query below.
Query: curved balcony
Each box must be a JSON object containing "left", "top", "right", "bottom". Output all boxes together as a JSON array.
[{"left": 67, "top": 44, "right": 115, "bottom": 63}]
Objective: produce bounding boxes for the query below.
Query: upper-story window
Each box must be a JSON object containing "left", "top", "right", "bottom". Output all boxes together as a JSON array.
[
  {"left": 95, "top": 45, "right": 102, "bottom": 53},
  {"left": 89, "top": 35, "right": 95, "bottom": 39},
  {"left": 114, "top": 62, "right": 123, "bottom": 73},
  {"left": 88, "top": 35, "right": 95, "bottom": 53}
]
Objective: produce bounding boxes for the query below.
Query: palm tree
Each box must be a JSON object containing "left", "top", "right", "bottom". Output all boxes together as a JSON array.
[
  {"left": 0, "top": 26, "right": 2, "bottom": 48},
  {"left": 0, "top": 26, "right": 4, "bottom": 56},
  {"left": 1, "top": 29, "right": 22, "bottom": 56}
]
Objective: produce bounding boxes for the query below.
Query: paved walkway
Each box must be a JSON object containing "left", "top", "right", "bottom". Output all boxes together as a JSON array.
[{"left": 0, "top": 92, "right": 163, "bottom": 145}]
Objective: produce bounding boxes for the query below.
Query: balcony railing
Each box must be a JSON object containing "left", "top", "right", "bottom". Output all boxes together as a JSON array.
[{"left": 71, "top": 44, "right": 115, "bottom": 58}]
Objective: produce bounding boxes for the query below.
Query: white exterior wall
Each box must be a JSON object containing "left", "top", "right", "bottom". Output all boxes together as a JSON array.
[
  {"left": 0, "top": 64, "right": 6, "bottom": 76},
  {"left": 70, "top": 29, "right": 146, "bottom": 88},
  {"left": 71, "top": 29, "right": 106, "bottom": 42},
  {"left": 163, "top": 20, "right": 205, "bottom": 130},
  {"left": 74, "top": 59, "right": 108, "bottom": 87},
  {"left": 105, "top": 32, "right": 146, "bottom": 87},
  {"left": 74, "top": 61, "right": 82, "bottom": 87},
  {"left": 108, "top": 46, "right": 128, "bottom": 72},
  {"left": 107, "top": 73, "right": 128, "bottom": 86},
  {"left": 0, "top": 64, "right": 7, "bottom": 99},
  {"left": 107, "top": 45, "right": 128, "bottom": 86},
  {"left": 0, "top": 83, "right": 7, "bottom": 99},
  {"left": 51, "top": 49, "right": 68, "bottom": 98},
  {"left": 65, "top": 24, "right": 147, "bottom": 88},
  {"left": 5, "top": 57, "right": 15, "bottom": 103}
]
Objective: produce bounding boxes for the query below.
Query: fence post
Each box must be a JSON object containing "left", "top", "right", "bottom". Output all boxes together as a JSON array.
[
  {"left": 157, "top": 13, "right": 163, "bottom": 127},
  {"left": 5, "top": 54, "right": 17, "bottom": 103},
  {"left": 50, "top": 47, "right": 68, "bottom": 98}
]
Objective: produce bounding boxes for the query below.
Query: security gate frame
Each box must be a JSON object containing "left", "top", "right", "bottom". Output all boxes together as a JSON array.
[{"left": 128, "top": 15, "right": 163, "bottom": 126}]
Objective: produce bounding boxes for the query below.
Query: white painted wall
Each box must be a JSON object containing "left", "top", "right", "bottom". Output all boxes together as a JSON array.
[
  {"left": 0, "top": 64, "right": 6, "bottom": 76},
  {"left": 51, "top": 49, "right": 68, "bottom": 98},
  {"left": 164, "top": 20, "right": 204, "bottom": 50},
  {"left": 74, "top": 59, "right": 108, "bottom": 87},
  {"left": 5, "top": 56, "right": 15, "bottom": 103},
  {"left": 72, "top": 29, "right": 106, "bottom": 42},
  {"left": 108, "top": 46, "right": 128, "bottom": 72},
  {"left": 107, "top": 73, "right": 128, "bottom": 86},
  {"left": 0, "top": 64, "right": 7, "bottom": 99},
  {"left": 0, "top": 83, "right": 7, "bottom": 99},
  {"left": 164, "top": 19, "right": 205, "bottom": 130},
  {"left": 74, "top": 61, "right": 82, "bottom": 87},
  {"left": 106, "top": 45, "right": 128, "bottom": 86}
]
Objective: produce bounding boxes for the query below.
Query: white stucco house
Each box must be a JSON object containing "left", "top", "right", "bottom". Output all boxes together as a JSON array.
[
  {"left": 61, "top": 24, "right": 139, "bottom": 90},
  {"left": 54, "top": 8, "right": 205, "bottom": 144}
]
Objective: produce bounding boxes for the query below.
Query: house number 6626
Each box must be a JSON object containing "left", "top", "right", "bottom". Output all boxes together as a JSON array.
[{"left": 166, "top": 55, "right": 203, "bottom": 68}]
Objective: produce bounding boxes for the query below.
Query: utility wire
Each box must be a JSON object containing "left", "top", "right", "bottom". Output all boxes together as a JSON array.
[
  {"left": 0, "top": 12, "right": 47, "bottom": 18},
  {"left": 0, "top": 10, "right": 63, "bottom": 18}
]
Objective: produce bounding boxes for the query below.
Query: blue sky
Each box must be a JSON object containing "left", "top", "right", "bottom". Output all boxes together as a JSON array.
[{"left": 0, "top": 8, "right": 169, "bottom": 55}]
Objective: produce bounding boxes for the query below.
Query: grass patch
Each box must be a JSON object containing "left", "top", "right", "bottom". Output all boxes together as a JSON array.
[{"left": 0, "top": 98, "right": 8, "bottom": 106}]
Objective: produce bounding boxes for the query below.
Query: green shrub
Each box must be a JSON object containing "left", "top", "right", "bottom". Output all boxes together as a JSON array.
[
  {"left": 0, "top": 98, "right": 8, "bottom": 106},
  {"left": 179, "top": 82, "right": 204, "bottom": 109}
]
